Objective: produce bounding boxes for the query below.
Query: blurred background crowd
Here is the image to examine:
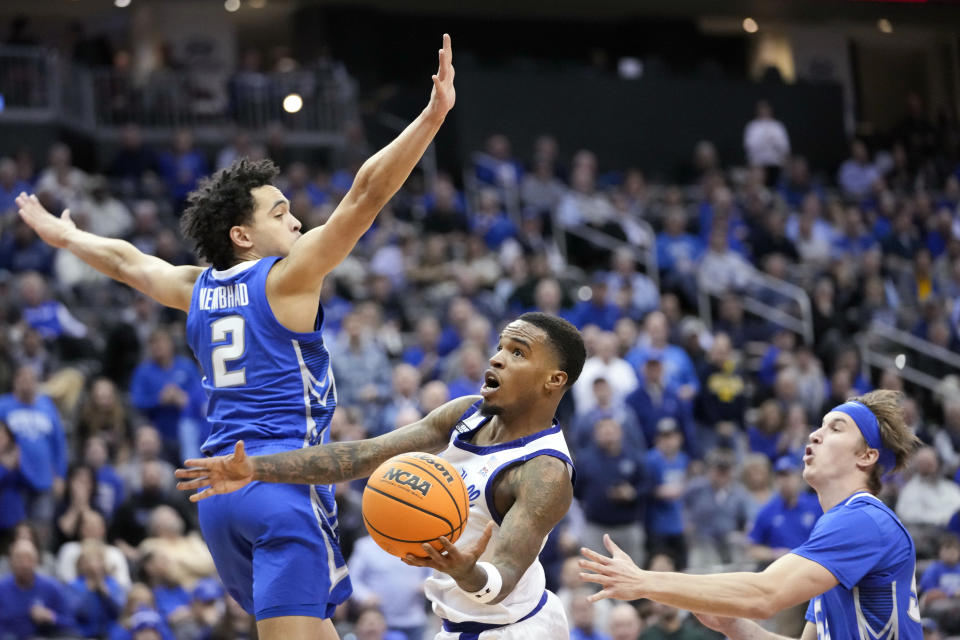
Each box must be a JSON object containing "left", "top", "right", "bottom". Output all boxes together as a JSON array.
[{"left": 2, "top": 2, "right": 960, "bottom": 640}]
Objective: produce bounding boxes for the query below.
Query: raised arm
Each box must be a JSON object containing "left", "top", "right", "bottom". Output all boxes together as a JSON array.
[
  {"left": 403, "top": 455, "right": 573, "bottom": 604},
  {"left": 175, "top": 394, "right": 479, "bottom": 501},
  {"left": 269, "top": 34, "right": 456, "bottom": 295},
  {"left": 579, "top": 548, "right": 837, "bottom": 620},
  {"left": 16, "top": 194, "right": 201, "bottom": 312}
]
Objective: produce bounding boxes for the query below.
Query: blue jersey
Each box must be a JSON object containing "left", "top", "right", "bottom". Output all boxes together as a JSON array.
[
  {"left": 748, "top": 492, "right": 822, "bottom": 550},
  {"left": 793, "top": 492, "right": 921, "bottom": 640},
  {"left": 185, "top": 258, "right": 336, "bottom": 457}
]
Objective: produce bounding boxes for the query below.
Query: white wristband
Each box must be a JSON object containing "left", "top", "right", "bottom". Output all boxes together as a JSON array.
[{"left": 462, "top": 561, "right": 502, "bottom": 604}]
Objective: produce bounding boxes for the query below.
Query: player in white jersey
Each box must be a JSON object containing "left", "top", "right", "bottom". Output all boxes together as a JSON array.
[{"left": 176, "top": 312, "right": 586, "bottom": 639}]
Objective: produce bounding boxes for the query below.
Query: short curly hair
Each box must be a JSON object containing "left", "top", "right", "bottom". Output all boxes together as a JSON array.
[{"left": 180, "top": 158, "right": 280, "bottom": 270}]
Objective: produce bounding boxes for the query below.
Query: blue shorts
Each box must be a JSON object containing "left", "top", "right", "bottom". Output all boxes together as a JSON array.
[{"left": 198, "top": 480, "right": 351, "bottom": 620}]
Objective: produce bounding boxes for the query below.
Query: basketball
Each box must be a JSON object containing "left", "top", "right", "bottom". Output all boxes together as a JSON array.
[{"left": 362, "top": 452, "right": 470, "bottom": 558}]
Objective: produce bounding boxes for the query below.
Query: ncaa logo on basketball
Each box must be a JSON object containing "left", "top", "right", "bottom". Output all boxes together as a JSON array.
[{"left": 382, "top": 466, "right": 433, "bottom": 496}]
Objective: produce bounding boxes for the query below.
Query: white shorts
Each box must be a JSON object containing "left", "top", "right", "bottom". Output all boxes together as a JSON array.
[{"left": 434, "top": 591, "right": 569, "bottom": 640}]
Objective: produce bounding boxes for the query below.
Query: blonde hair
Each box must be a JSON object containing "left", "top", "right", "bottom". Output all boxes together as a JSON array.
[{"left": 848, "top": 390, "right": 921, "bottom": 493}]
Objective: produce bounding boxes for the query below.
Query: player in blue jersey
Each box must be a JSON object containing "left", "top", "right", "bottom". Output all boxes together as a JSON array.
[
  {"left": 16, "top": 33, "right": 457, "bottom": 640},
  {"left": 579, "top": 389, "right": 923, "bottom": 640}
]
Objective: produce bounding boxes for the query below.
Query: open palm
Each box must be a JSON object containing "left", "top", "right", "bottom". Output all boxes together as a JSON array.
[
  {"left": 428, "top": 33, "right": 456, "bottom": 116},
  {"left": 16, "top": 193, "right": 76, "bottom": 249},
  {"left": 175, "top": 441, "right": 255, "bottom": 502}
]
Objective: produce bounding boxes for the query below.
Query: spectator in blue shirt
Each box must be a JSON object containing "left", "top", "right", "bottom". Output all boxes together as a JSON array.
[
  {"left": 68, "top": 540, "right": 126, "bottom": 638},
  {"left": 0, "top": 217, "right": 56, "bottom": 276},
  {"left": 837, "top": 139, "right": 881, "bottom": 198},
  {"left": 644, "top": 418, "right": 690, "bottom": 568},
  {"left": 570, "top": 278, "right": 623, "bottom": 332},
  {"left": 142, "top": 549, "right": 191, "bottom": 628},
  {"left": 571, "top": 377, "right": 645, "bottom": 453},
  {"left": 747, "top": 399, "right": 788, "bottom": 463},
  {"left": 919, "top": 534, "right": 960, "bottom": 622},
  {"left": 445, "top": 343, "right": 487, "bottom": 400},
  {"left": 0, "top": 156, "right": 31, "bottom": 217},
  {"left": 0, "top": 365, "right": 67, "bottom": 527},
  {"left": 0, "top": 538, "right": 75, "bottom": 638},
  {"left": 470, "top": 187, "right": 518, "bottom": 250},
  {"left": 831, "top": 206, "right": 879, "bottom": 260},
  {"left": 83, "top": 435, "right": 125, "bottom": 518},
  {"left": 0, "top": 420, "right": 28, "bottom": 536},
  {"left": 626, "top": 311, "right": 699, "bottom": 401},
  {"left": 656, "top": 207, "right": 704, "bottom": 278},
  {"left": 575, "top": 418, "right": 650, "bottom": 566},
  {"left": 474, "top": 133, "right": 524, "bottom": 192},
  {"left": 748, "top": 456, "right": 822, "bottom": 564},
  {"left": 656, "top": 206, "right": 703, "bottom": 307},
  {"left": 949, "top": 510, "right": 960, "bottom": 539},
  {"left": 604, "top": 248, "right": 660, "bottom": 320},
  {"left": 626, "top": 359, "right": 696, "bottom": 454},
  {"left": 402, "top": 315, "right": 444, "bottom": 382},
  {"left": 17, "top": 271, "right": 90, "bottom": 364},
  {"left": 777, "top": 155, "right": 824, "bottom": 210},
  {"left": 110, "top": 607, "right": 175, "bottom": 640},
  {"left": 129, "top": 328, "right": 204, "bottom": 462},
  {"left": 157, "top": 129, "right": 209, "bottom": 210}
]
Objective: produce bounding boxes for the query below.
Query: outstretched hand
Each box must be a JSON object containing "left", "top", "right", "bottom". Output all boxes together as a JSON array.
[
  {"left": 427, "top": 33, "right": 455, "bottom": 117},
  {"left": 175, "top": 441, "right": 254, "bottom": 502},
  {"left": 16, "top": 193, "right": 76, "bottom": 249},
  {"left": 402, "top": 521, "right": 494, "bottom": 581},
  {"left": 578, "top": 534, "right": 647, "bottom": 602}
]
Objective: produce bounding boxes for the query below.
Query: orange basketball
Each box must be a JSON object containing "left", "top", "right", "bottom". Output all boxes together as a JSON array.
[{"left": 362, "top": 452, "right": 469, "bottom": 558}]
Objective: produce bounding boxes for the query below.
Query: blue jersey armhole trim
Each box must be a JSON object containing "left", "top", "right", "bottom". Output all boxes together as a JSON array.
[
  {"left": 483, "top": 449, "right": 575, "bottom": 526},
  {"left": 453, "top": 420, "right": 562, "bottom": 455},
  {"left": 251, "top": 257, "right": 327, "bottom": 340}
]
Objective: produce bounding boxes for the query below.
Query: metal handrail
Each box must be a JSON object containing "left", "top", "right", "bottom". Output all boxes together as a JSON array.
[
  {"left": 859, "top": 346, "right": 947, "bottom": 393},
  {"left": 749, "top": 269, "right": 814, "bottom": 345},
  {"left": 698, "top": 269, "right": 813, "bottom": 346},
  {"left": 865, "top": 320, "right": 960, "bottom": 370},
  {"left": 557, "top": 221, "right": 659, "bottom": 289},
  {"left": 469, "top": 151, "right": 522, "bottom": 215},
  {"left": 0, "top": 46, "right": 355, "bottom": 145}
]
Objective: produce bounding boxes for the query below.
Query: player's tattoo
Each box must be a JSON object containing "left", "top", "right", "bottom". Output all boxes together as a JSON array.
[
  {"left": 251, "top": 395, "right": 479, "bottom": 485},
  {"left": 483, "top": 455, "right": 573, "bottom": 602}
]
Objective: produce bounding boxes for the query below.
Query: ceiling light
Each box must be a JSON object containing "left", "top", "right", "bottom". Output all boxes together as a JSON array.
[{"left": 283, "top": 93, "right": 303, "bottom": 113}]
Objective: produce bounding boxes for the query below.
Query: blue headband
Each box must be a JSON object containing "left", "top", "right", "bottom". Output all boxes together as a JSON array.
[{"left": 831, "top": 401, "right": 897, "bottom": 472}]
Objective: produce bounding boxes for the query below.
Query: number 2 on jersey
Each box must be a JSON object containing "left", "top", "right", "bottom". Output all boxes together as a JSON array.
[{"left": 211, "top": 316, "right": 246, "bottom": 387}]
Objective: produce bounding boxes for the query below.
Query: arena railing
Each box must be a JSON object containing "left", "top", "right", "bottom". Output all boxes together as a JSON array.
[
  {"left": 0, "top": 45, "right": 59, "bottom": 121},
  {"left": 0, "top": 46, "right": 355, "bottom": 146},
  {"left": 464, "top": 151, "right": 524, "bottom": 223},
  {"left": 553, "top": 220, "right": 659, "bottom": 290},
  {"left": 698, "top": 269, "right": 814, "bottom": 347},
  {"left": 858, "top": 320, "right": 960, "bottom": 395}
]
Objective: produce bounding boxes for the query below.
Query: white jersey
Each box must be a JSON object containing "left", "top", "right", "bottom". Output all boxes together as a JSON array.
[{"left": 425, "top": 409, "right": 575, "bottom": 626}]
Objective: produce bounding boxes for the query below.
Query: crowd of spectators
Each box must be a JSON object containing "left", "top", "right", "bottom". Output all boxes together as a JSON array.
[{"left": 1, "top": 89, "right": 960, "bottom": 640}]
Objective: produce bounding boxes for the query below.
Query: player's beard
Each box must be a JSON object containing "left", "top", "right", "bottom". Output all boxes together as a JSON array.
[{"left": 479, "top": 400, "right": 504, "bottom": 416}]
